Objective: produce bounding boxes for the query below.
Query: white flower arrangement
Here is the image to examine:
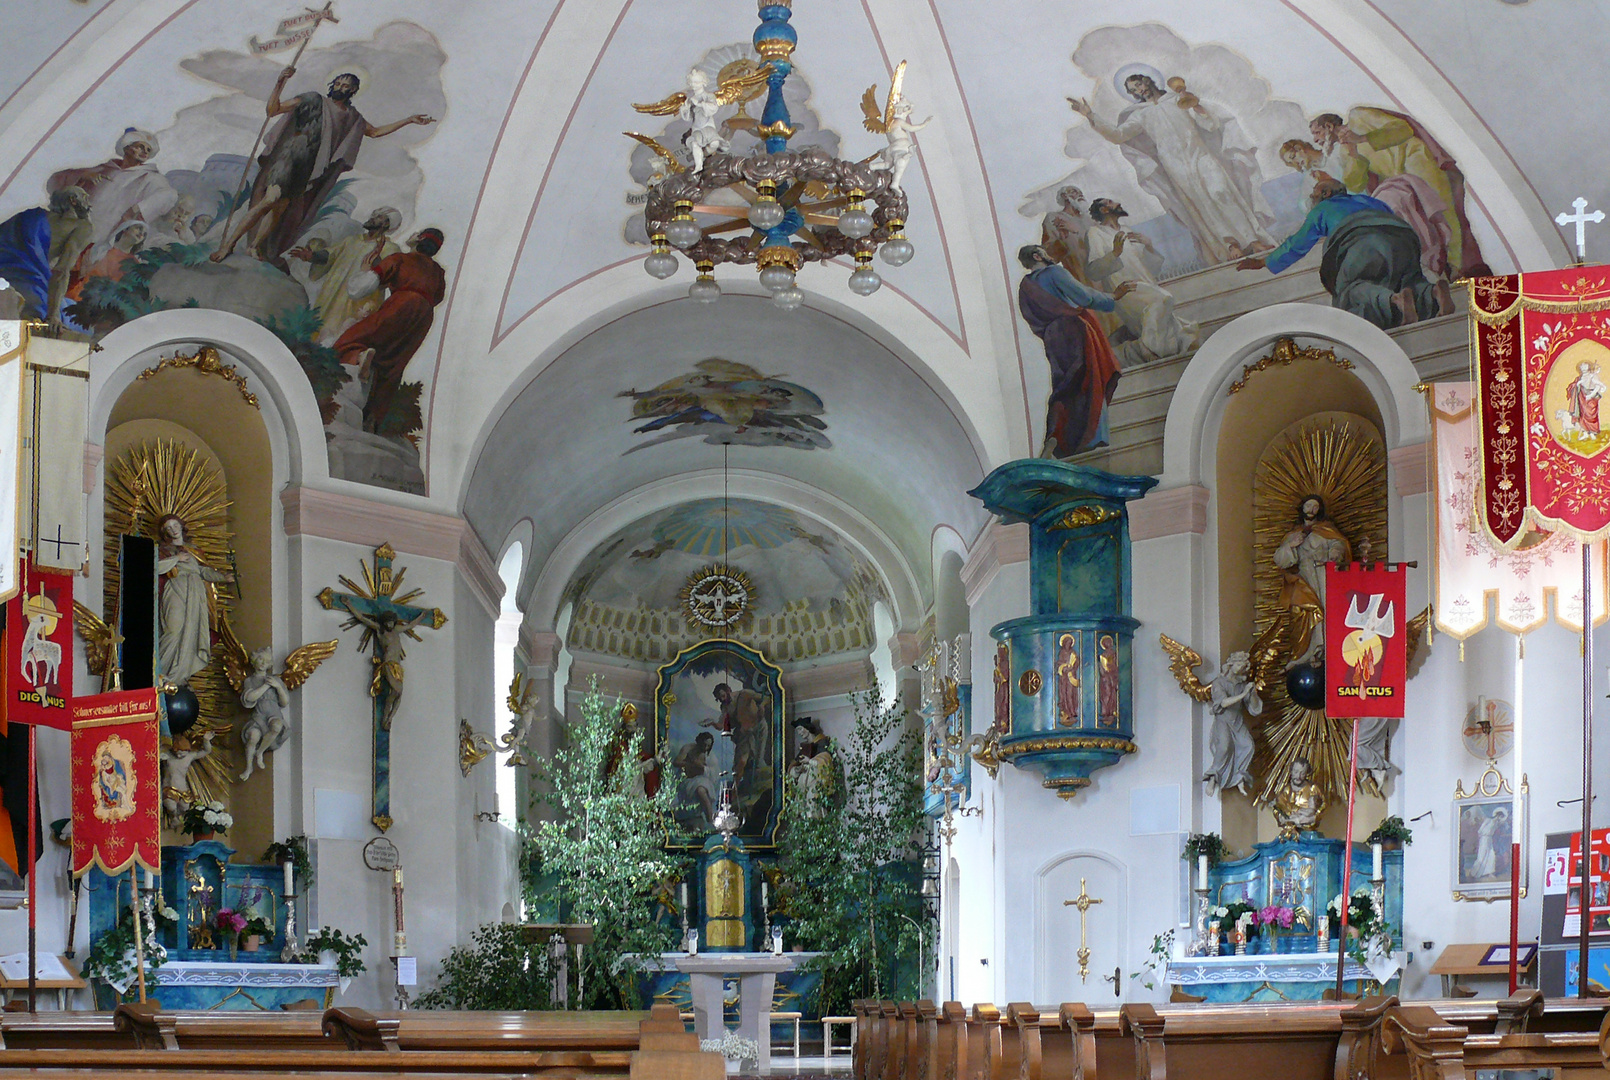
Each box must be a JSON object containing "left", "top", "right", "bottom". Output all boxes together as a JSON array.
[
  {"left": 1212, "top": 905, "right": 1228, "bottom": 918},
  {"left": 200, "top": 802, "right": 234, "bottom": 829},
  {"left": 700, "top": 1031, "right": 760, "bottom": 1064},
  {"left": 1234, "top": 912, "right": 1255, "bottom": 935}
]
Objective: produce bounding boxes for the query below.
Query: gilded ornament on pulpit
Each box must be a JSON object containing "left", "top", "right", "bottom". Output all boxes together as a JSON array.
[{"left": 1019, "top": 669, "right": 1042, "bottom": 696}]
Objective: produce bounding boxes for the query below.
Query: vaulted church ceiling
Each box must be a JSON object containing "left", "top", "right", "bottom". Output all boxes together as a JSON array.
[{"left": 0, "top": 0, "right": 1592, "bottom": 627}]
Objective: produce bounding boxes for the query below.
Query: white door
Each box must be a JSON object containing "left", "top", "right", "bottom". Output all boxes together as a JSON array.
[{"left": 1035, "top": 853, "right": 1128, "bottom": 1004}]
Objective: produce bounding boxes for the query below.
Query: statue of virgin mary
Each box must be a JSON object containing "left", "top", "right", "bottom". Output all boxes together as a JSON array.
[{"left": 155, "top": 514, "right": 233, "bottom": 687}]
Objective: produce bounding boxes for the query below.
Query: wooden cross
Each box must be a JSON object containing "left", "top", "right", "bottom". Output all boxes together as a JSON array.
[
  {"left": 1063, "top": 877, "right": 1103, "bottom": 983},
  {"left": 1556, "top": 197, "right": 1605, "bottom": 262},
  {"left": 317, "top": 544, "right": 446, "bottom": 833}
]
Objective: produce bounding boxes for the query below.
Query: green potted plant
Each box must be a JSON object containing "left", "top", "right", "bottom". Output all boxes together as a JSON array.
[
  {"left": 1182, "top": 833, "right": 1228, "bottom": 864},
  {"left": 240, "top": 914, "right": 274, "bottom": 953},
  {"left": 180, "top": 801, "right": 233, "bottom": 842},
  {"left": 262, "top": 835, "right": 314, "bottom": 890},
  {"left": 1367, "top": 816, "right": 1413, "bottom": 850},
  {"left": 305, "top": 926, "right": 368, "bottom": 987},
  {"left": 83, "top": 906, "right": 167, "bottom": 1004}
]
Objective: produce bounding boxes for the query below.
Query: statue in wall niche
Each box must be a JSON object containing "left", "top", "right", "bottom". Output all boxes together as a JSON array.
[
  {"left": 161, "top": 730, "right": 215, "bottom": 824},
  {"left": 1273, "top": 496, "right": 1352, "bottom": 666},
  {"left": 1273, "top": 756, "right": 1328, "bottom": 839},
  {"left": 1354, "top": 716, "right": 1399, "bottom": 796},
  {"left": 155, "top": 514, "right": 234, "bottom": 688},
  {"left": 218, "top": 625, "right": 337, "bottom": 781}
]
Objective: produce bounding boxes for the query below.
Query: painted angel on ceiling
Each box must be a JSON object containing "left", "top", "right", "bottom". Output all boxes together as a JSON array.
[
  {"left": 633, "top": 62, "right": 773, "bottom": 173},
  {"left": 861, "top": 61, "right": 929, "bottom": 196}
]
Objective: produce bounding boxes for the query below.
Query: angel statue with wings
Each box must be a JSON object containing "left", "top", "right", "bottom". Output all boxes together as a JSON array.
[
  {"left": 218, "top": 622, "right": 336, "bottom": 780},
  {"left": 633, "top": 63, "right": 773, "bottom": 174},
  {"left": 861, "top": 61, "right": 930, "bottom": 195},
  {"left": 502, "top": 671, "right": 543, "bottom": 767},
  {"left": 1160, "top": 630, "right": 1286, "bottom": 796}
]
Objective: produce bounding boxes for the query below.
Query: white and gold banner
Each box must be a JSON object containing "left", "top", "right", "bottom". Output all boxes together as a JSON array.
[
  {"left": 1432, "top": 381, "right": 1608, "bottom": 639},
  {"left": 0, "top": 322, "right": 22, "bottom": 603},
  {"left": 20, "top": 336, "right": 90, "bottom": 572}
]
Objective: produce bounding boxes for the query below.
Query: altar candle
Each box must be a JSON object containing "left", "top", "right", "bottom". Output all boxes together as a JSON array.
[
  {"left": 284, "top": 859, "right": 294, "bottom": 895},
  {"left": 1197, "top": 855, "right": 1208, "bottom": 891},
  {"left": 679, "top": 882, "right": 688, "bottom": 912},
  {"left": 394, "top": 866, "right": 403, "bottom": 889},
  {"left": 1372, "top": 842, "right": 1383, "bottom": 881},
  {"left": 761, "top": 881, "right": 769, "bottom": 910}
]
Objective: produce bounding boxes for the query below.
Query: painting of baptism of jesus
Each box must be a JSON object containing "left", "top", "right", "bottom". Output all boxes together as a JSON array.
[{"left": 653, "top": 639, "right": 786, "bottom": 850}]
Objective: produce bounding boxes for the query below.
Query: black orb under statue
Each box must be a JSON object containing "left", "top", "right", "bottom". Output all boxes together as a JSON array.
[
  {"left": 1285, "top": 663, "right": 1325, "bottom": 711},
  {"left": 164, "top": 686, "right": 201, "bottom": 736}
]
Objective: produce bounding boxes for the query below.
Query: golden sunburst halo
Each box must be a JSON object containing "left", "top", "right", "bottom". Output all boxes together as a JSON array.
[
  {"left": 1250, "top": 417, "right": 1387, "bottom": 806},
  {"left": 680, "top": 564, "right": 756, "bottom": 629}
]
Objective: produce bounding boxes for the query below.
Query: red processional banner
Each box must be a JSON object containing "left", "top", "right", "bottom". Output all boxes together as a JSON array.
[
  {"left": 3, "top": 558, "right": 74, "bottom": 730},
  {"left": 1471, "top": 268, "right": 1610, "bottom": 546},
  {"left": 69, "top": 689, "right": 160, "bottom": 877},
  {"left": 1324, "top": 562, "right": 1408, "bottom": 719}
]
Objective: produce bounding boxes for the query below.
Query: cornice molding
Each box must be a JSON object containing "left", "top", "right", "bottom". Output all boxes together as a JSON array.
[
  {"left": 960, "top": 521, "right": 1029, "bottom": 607},
  {"left": 1130, "top": 485, "right": 1210, "bottom": 542}
]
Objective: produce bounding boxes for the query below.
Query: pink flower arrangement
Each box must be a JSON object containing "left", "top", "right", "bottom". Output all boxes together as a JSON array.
[
  {"left": 1256, "top": 904, "right": 1295, "bottom": 930},
  {"left": 214, "top": 908, "right": 246, "bottom": 934}
]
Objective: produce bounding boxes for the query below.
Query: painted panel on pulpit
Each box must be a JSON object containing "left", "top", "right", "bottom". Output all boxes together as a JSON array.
[{"left": 653, "top": 639, "right": 785, "bottom": 850}]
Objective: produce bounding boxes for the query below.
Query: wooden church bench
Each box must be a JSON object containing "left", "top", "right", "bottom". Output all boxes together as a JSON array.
[
  {"left": 388, "top": 1009, "right": 648, "bottom": 1051},
  {"left": 113, "top": 1004, "right": 335, "bottom": 1050},
  {"left": 0, "top": 1047, "right": 638, "bottom": 1073},
  {"left": 0, "top": 1010, "right": 126, "bottom": 1049}
]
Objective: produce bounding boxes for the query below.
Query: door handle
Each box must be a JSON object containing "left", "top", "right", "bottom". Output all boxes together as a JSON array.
[{"left": 1103, "top": 966, "right": 1121, "bottom": 996}]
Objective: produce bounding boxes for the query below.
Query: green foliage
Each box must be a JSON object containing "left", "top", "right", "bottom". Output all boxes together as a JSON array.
[
  {"left": 519, "top": 677, "right": 685, "bottom": 1009},
  {"left": 256, "top": 306, "right": 347, "bottom": 419},
  {"left": 414, "top": 923, "right": 555, "bottom": 1010},
  {"left": 1367, "top": 816, "right": 1413, "bottom": 845},
  {"left": 262, "top": 835, "right": 314, "bottom": 890},
  {"left": 775, "top": 687, "right": 930, "bottom": 1015},
  {"left": 1130, "top": 929, "right": 1175, "bottom": 990},
  {"left": 304, "top": 926, "right": 368, "bottom": 978},
  {"left": 82, "top": 905, "right": 166, "bottom": 988},
  {"left": 376, "top": 381, "right": 425, "bottom": 439},
  {"left": 1182, "top": 832, "right": 1228, "bottom": 864}
]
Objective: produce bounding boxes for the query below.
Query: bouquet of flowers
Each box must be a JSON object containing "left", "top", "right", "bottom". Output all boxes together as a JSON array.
[
  {"left": 1256, "top": 904, "right": 1296, "bottom": 931},
  {"left": 1211, "top": 900, "right": 1257, "bottom": 937},
  {"left": 213, "top": 907, "right": 247, "bottom": 936},
  {"left": 1326, "top": 889, "right": 1394, "bottom": 965},
  {"left": 181, "top": 801, "right": 234, "bottom": 836}
]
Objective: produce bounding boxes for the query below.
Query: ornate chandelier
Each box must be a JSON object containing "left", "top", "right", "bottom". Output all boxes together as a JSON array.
[{"left": 627, "top": 0, "right": 921, "bottom": 309}]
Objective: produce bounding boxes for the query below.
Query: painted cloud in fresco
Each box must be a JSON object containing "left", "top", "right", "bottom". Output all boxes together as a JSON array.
[
  {"left": 1021, "top": 22, "right": 1310, "bottom": 277},
  {"left": 0, "top": 22, "right": 448, "bottom": 493},
  {"left": 618, "top": 358, "right": 829, "bottom": 453},
  {"left": 623, "top": 42, "right": 841, "bottom": 245}
]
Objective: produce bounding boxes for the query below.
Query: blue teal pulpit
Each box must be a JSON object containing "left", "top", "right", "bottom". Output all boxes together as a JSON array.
[{"left": 968, "top": 461, "right": 1156, "bottom": 797}]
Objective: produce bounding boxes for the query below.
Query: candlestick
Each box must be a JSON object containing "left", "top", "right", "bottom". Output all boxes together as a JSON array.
[
  {"left": 1371, "top": 842, "right": 1383, "bottom": 882},
  {"left": 761, "top": 881, "right": 768, "bottom": 910},
  {"left": 1198, "top": 854, "right": 1209, "bottom": 892}
]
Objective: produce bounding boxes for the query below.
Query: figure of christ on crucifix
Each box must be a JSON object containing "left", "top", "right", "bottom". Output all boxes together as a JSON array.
[{"left": 317, "top": 544, "right": 446, "bottom": 832}]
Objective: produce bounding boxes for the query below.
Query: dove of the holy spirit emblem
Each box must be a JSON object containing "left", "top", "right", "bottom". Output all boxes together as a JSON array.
[{"left": 681, "top": 566, "right": 756, "bottom": 629}]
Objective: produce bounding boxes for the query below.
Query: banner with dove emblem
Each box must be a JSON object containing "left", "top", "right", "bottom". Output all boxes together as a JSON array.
[
  {"left": 1469, "top": 268, "right": 1610, "bottom": 546},
  {"left": 1324, "top": 562, "right": 1407, "bottom": 718}
]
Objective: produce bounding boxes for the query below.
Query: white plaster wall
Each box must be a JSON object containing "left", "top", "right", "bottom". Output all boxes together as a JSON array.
[{"left": 290, "top": 536, "right": 517, "bottom": 1007}]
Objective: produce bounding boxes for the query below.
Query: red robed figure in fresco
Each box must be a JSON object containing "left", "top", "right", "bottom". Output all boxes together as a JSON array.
[{"left": 334, "top": 228, "right": 447, "bottom": 435}]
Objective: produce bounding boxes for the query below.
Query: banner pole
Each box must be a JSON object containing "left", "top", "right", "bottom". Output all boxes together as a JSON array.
[
  {"left": 1510, "top": 632, "right": 1523, "bottom": 994},
  {"left": 129, "top": 866, "right": 146, "bottom": 1004},
  {"left": 26, "top": 722, "right": 35, "bottom": 1012},
  {"left": 1581, "top": 541, "right": 1595, "bottom": 997},
  {"left": 1336, "top": 716, "right": 1362, "bottom": 998}
]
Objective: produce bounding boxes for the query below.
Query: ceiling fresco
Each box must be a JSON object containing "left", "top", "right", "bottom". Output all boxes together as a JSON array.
[{"left": 560, "top": 498, "right": 888, "bottom": 666}]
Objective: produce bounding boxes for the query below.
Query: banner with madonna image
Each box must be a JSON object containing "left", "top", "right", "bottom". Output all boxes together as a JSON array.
[
  {"left": 69, "top": 689, "right": 160, "bottom": 877},
  {"left": 1469, "top": 268, "right": 1610, "bottom": 546}
]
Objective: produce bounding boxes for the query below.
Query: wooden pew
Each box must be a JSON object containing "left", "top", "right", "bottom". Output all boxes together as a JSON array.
[{"left": 0, "top": 1011, "right": 126, "bottom": 1049}]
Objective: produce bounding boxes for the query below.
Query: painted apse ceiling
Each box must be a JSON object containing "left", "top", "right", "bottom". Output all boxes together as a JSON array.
[
  {"left": 559, "top": 498, "right": 889, "bottom": 665},
  {"left": 0, "top": 0, "right": 1585, "bottom": 631}
]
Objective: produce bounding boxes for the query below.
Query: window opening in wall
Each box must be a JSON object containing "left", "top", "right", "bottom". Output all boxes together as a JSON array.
[
  {"left": 494, "top": 543, "right": 524, "bottom": 826},
  {"left": 871, "top": 601, "right": 897, "bottom": 708}
]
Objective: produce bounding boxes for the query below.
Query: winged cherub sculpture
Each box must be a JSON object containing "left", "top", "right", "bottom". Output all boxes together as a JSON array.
[
  {"left": 503, "top": 671, "right": 543, "bottom": 768},
  {"left": 861, "top": 61, "right": 930, "bottom": 195},
  {"left": 218, "top": 621, "right": 336, "bottom": 780},
  {"left": 1161, "top": 627, "right": 1287, "bottom": 796},
  {"left": 633, "top": 63, "right": 773, "bottom": 174}
]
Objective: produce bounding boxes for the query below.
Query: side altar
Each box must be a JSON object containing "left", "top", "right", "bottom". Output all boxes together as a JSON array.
[
  {"left": 87, "top": 840, "right": 337, "bottom": 1010},
  {"left": 1167, "top": 834, "right": 1404, "bottom": 1003}
]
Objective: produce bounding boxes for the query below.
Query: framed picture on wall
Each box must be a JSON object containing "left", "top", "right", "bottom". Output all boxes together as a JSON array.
[{"left": 1453, "top": 763, "right": 1528, "bottom": 902}]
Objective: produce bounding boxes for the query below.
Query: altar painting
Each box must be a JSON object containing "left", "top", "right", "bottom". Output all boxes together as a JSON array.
[{"left": 653, "top": 640, "right": 785, "bottom": 850}]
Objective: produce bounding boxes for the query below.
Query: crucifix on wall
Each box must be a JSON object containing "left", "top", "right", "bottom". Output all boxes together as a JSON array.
[
  {"left": 1063, "top": 877, "right": 1103, "bottom": 983},
  {"left": 318, "top": 544, "right": 446, "bottom": 833}
]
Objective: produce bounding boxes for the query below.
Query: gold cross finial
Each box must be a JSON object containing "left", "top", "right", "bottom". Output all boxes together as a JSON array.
[{"left": 1063, "top": 877, "right": 1103, "bottom": 982}]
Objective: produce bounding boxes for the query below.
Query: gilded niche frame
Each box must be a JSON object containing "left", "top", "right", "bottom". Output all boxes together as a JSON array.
[{"left": 652, "top": 639, "right": 786, "bottom": 850}]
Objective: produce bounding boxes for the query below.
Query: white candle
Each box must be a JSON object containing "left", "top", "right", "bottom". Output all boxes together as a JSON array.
[
  {"left": 761, "top": 881, "right": 769, "bottom": 909},
  {"left": 394, "top": 866, "right": 403, "bottom": 889},
  {"left": 1197, "top": 854, "right": 1209, "bottom": 891},
  {"left": 678, "top": 882, "right": 688, "bottom": 911},
  {"left": 283, "top": 859, "right": 294, "bottom": 895},
  {"left": 1372, "top": 842, "right": 1383, "bottom": 881},
  {"left": 142, "top": 866, "right": 154, "bottom": 890}
]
